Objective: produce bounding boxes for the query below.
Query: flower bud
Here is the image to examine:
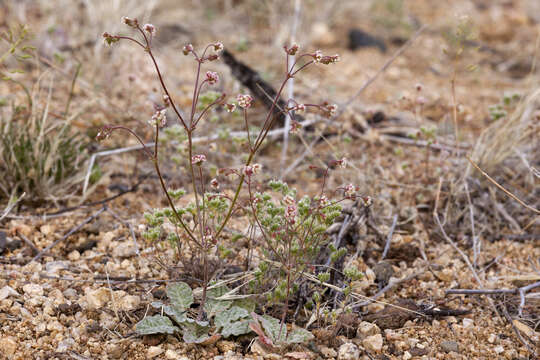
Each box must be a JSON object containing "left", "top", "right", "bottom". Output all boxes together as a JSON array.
[
  {"left": 183, "top": 44, "right": 193, "bottom": 55},
  {"left": 213, "top": 42, "right": 224, "bottom": 52},
  {"left": 206, "top": 71, "right": 219, "bottom": 85},
  {"left": 122, "top": 16, "right": 138, "bottom": 27},
  {"left": 144, "top": 23, "right": 156, "bottom": 36}
]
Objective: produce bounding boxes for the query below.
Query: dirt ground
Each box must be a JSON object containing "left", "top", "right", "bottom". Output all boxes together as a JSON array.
[{"left": 0, "top": 1, "right": 539, "bottom": 359}]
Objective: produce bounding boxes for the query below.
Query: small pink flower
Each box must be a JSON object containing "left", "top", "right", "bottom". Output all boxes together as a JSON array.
[
  {"left": 327, "top": 104, "right": 338, "bottom": 116},
  {"left": 313, "top": 50, "right": 323, "bottom": 63},
  {"left": 206, "top": 54, "right": 219, "bottom": 61},
  {"left": 183, "top": 44, "right": 193, "bottom": 55},
  {"left": 286, "top": 43, "right": 299, "bottom": 55},
  {"left": 149, "top": 109, "right": 167, "bottom": 127},
  {"left": 252, "top": 163, "right": 262, "bottom": 174},
  {"left": 237, "top": 94, "right": 253, "bottom": 108},
  {"left": 243, "top": 165, "right": 253, "bottom": 177},
  {"left": 295, "top": 104, "right": 306, "bottom": 113},
  {"left": 285, "top": 204, "right": 297, "bottom": 224},
  {"left": 283, "top": 195, "right": 295, "bottom": 205},
  {"left": 122, "top": 16, "right": 138, "bottom": 27},
  {"left": 213, "top": 42, "right": 224, "bottom": 52},
  {"left": 210, "top": 178, "right": 219, "bottom": 190},
  {"left": 225, "top": 103, "right": 236, "bottom": 112},
  {"left": 206, "top": 71, "right": 219, "bottom": 85},
  {"left": 290, "top": 121, "right": 301, "bottom": 134},
  {"left": 337, "top": 157, "right": 347, "bottom": 169},
  {"left": 144, "top": 23, "right": 156, "bottom": 36},
  {"left": 318, "top": 195, "right": 329, "bottom": 206},
  {"left": 192, "top": 154, "right": 207, "bottom": 165},
  {"left": 344, "top": 184, "right": 356, "bottom": 198},
  {"left": 96, "top": 125, "right": 113, "bottom": 141}
]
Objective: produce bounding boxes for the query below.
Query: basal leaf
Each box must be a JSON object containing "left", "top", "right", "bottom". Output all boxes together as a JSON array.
[
  {"left": 136, "top": 315, "right": 179, "bottom": 335},
  {"left": 286, "top": 327, "right": 314, "bottom": 344},
  {"left": 221, "top": 320, "right": 251, "bottom": 338},
  {"left": 215, "top": 306, "right": 250, "bottom": 329},
  {"left": 181, "top": 322, "right": 211, "bottom": 344},
  {"left": 167, "top": 282, "right": 193, "bottom": 310},
  {"left": 260, "top": 315, "right": 286, "bottom": 343}
]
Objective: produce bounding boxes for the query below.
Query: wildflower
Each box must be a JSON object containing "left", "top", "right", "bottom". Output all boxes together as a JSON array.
[
  {"left": 319, "top": 54, "right": 340, "bottom": 65},
  {"left": 102, "top": 32, "right": 119, "bottom": 46},
  {"left": 96, "top": 126, "right": 112, "bottom": 141},
  {"left": 191, "top": 154, "right": 207, "bottom": 165},
  {"left": 327, "top": 104, "right": 338, "bottom": 116},
  {"left": 143, "top": 23, "right": 156, "bottom": 36},
  {"left": 283, "top": 195, "right": 295, "bottom": 205},
  {"left": 206, "top": 54, "right": 219, "bottom": 61},
  {"left": 243, "top": 165, "right": 253, "bottom": 177},
  {"left": 344, "top": 184, "right": 356, "bottom": 198},
  {"left": 225, "top": 103, "right": 236, "bottom": 112},
  {"left": 183, "top": 44, "right": 193, "bottom": 55},
  {"left": 318, "top": 195, "right": 329, "bottom": 206},
  {"left": 295, "top": 104, "right": 306, "bottom": 113},
  {"left": 163, "top": 94, "right": 170, "bottom": 107},
  {"left": 210, "top": 178, "right": 219, "bottom": 190},
  {"left": 362, "top": 196, "right": 372, "bottom": 207},
  {"left": 290, "top": 120, "right": 301, "bottom": 134},
  {"left": 213, "top": 42, "right": 224, "bottom": 52},
  {"left": 206, "top": 71, "right": 219, "bottom": 85},
  {"left": 337, "top": 157, "right": 347, "bottom": 169},
  {"left": 252, "top": 163, "right": 262, "bottom": 175},
  {"left": 286, "top": 43, "right": 299, "bottom": 55},
  {"left": 285, "top": 204, "right": 297, "bottom": 224},
  {"left": 313, "top": 50, "right": 323, "bottom": 63},
  {"left": 149, "top": 109, "right": 167, "bottom": 127},
  {"left": 122, "top": 16, "right": 138, "bottom": 27},
  {"left": 237, "top": 94, "right": 253, "bottom": 108}
]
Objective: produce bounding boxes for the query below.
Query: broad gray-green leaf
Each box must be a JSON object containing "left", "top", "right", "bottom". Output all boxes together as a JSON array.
[
  {"left": 261, "top": 315, "right": 286, "bottom": 343},
  {"left": 164, "top": 305, "right": 188, "bottom": 324},
  {"left": 286, "top": 327, "right": 314, "bottom": 344},
  {"left": 167, "top": 282, "right": 193, "bottom": 310},
  {"left": 221, "top": 320, "right": 251, "bottom": 338},
  {"left": 215, "top": 306, "right": 249, "bottom": 329},
  {"left": 136, "top": 315, "right": 179, "bottom": 335},
  {"left": 181, "top": 322, "right": 210, "bottom": 344},
  {"left": 204, "top": 285, "right": 232, "bottom": 318},
  {"left": 233, "top": 298, "right": 256, "bottom": 313}
]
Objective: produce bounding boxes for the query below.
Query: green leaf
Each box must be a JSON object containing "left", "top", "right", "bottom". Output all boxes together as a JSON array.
[
  {"left": 167, "top": 282, "right": 193, "bottom": 310},
  {"left": 204, "top": 285, "right": 233, "bottom": 318},
  {"left": 215, "top": 306, "right": 249, "bottom": 329},
  {"left": 181, "top": 322, "right": 211, "bottom": 343},
  {"left": 221, "top": 320, "right": 251, "bottom": 338},
  {"left": 233, "top": 298, "right": 256, "bottom": 313},
  {"left": 260, "top": 315, "right": 286, "bottom": 343},
  {"left": 287, "top": 327, "right": 314, "bottom": 344},
  {"left": 164, "top": 305, "right": 189, "bottom": 324},
  {"left": 136, "top": 315, "right": 179, "bottom": 335}
]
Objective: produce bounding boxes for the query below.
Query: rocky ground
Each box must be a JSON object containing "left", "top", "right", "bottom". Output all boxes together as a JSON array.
[{"left": 0, "top": 0, "right": 539, "bottom": 359}]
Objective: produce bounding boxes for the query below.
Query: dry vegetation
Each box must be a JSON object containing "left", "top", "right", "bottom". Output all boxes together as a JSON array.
[{"left": 0, "top": 1, "right": 539, "bottom": 359}]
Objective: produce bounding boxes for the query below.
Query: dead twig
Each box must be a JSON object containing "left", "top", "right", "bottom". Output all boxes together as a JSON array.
[
  {"left": 381, "top": 214, "right": 398, "bottom": 261},
  {"left": 466, "top": 155, "right": 540, "bottom": 214},
  {"left": 29, "top": 206, "right": 106, "bottom": 263},
  {"left": 501, "top": 303, "right": 537, "bottom": 357},
  {"left": 0, "top": 192, "right": 25, "bottom": 222},
  {"left": 17, "top": 233, "right": 39, "bottom": 255}
]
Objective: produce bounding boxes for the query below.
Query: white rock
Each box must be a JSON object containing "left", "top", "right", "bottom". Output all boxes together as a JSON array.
[
  {"left": 47, "top": 320, "right": 64, "bottom": 332},
  {"left": 118, "top": 294, "right": 140, "bottom": 311},
  {"left": 112, "top": 241, "right": 137, "bottom": 258},
  {"left": 338, "top": 343, "right": 360, "bottom": 360},
  {"left": 357, "top": 321, "right": 381, "bottom": 338},
  {"left": 85, "top": 288, "right": 110, "bottom": 309},
  {"left": 147, "top": 346, "right": 164, "bottom": 358},
  {"left": 45, "top": 261, "right": 69, "bottom": 274},
  {"left": 56, "top": 338, "right": 74, "bottom": 352},
  {"left": 0, "top": 286, "right": 20, "bottom": 300},
  {"left": 23, "top": 283, "right": 43, "bottom": 297},
  {"left": 68, "top": 250, "right": 81, "bottom": 261},
  {"left": 320, "top": 346, "right": 337, "bottom": 358},
  {"left": 0, "top": 337, "right": 17, "bottom": 356},
  {"left": 462, "top": 318, "right": 474, "bottom": 329},
  {"left": 494, "top": 345, "right": 504, "bottom": 354},
  {"left": 365, "top": 268, "right": 376, "bottom": 283},
  {"left": 363, "top": 334, "right": 383, "bottom": 353},
  {"left": 165, "top": 349, "right": 179, "bottom": 359},
  {"left": 402, "top": 351, "right": 412, "bottom": 360}
]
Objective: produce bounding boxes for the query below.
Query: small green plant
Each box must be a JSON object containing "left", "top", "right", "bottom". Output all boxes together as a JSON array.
[
  {"left": 99, "top": 17, "right": 342, "bottom": 325},
  {"left": 488, "top": 92, "right": 520, "bottom": 121},
  {"left": 0, "top": 24, "right": 88, "bottom": 202}
]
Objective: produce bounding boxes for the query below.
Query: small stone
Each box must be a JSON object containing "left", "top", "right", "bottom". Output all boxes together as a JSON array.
[
  {"left": 402, "top": 351, "right": 412, "bottom": 360},
  {"left": 320, "top": 346, "right": 337, "bottom": 358},
  {"left": 165, "top": 349, "right": 178, "bottom": 359},
  {"left": 357, "top": 321, "right": 381, "bottom": 338},
  {"left": 106, "top": 343, "right": 124, "bottom": 358},
  {"left": 338, "top": 343, "right": 360, "bottom": 360},
  {"left": 363, "top": 334, "right": 383, "bottom": 353},
  {"left": 112, "top": 241, "right": 137, "bottom": 258},
  {"left": 40, "top": 224, "right": 54, "bottom": 235},
  {"left": 0, "top": 337, "right": 17, "bottom": 356},
  {"left": 68, "top": 250, "right": 81, "bottom": 261},
  {"left": 217, "top": 341, "right": 236, "bottom": 353},
  {"left": 440, "top": 340, "right": 459, "bottom": 353},
  {"left": 85, "top": 288, "right": 110, "bottom": 309},
  {"left": 63, "top": 288, "right": 78, "bottom": 299},
  {"left": 147, "top": 346, "right": 164, "bottom": 358},
  {"left": 494, "top": 345, "right": 504, "bottom": 354},
  {"left": 462, "top": 318, "right": 474, "bottom": 329},
  {"left": 118, "top": 294, "right": 140, "bottom": 311},
  {"left": 47, "top": 320, "right": 64, "bottom": 332},
  {"left": 0, "top": 285, "right": 20, "bottom": 300},
  {"left": 23, "top": 283, "right": 43, "bottom": 297},
  {"left": 56, "top": 338, "right": 74, "bottom": 352},
  {"left": 250, "top": 340, "right": 269, "bottom": 356},
  {"left": 487, "top": 333, "right": 497, "bottom": 344}
]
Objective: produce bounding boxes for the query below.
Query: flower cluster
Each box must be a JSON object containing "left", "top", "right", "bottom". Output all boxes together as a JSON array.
[
  {"left": 206, "top": 71, "right": 219, "bottom": 85},
  {"left": 191, "top": 154, "right": 207, "bottom": 165},
  {"left": 144, "top": 23, "right": 156, "bottom": 36},
  {"left": 237, "top": 94, "right": 253, "bottom": 109},
  {"left": 96, "top": 125, "right": 113, "bottom": 141},
  {"left": 210, "top": 178, "right": 219, "bottom": 190},
  {"left": 183, "top": 44, "right": 194, "bottom": 55},
  {"left": 243, "top": 163, "right": 262, "bottom": 177},
  {"left": 285, "top": 204, "right": 297, "bottom": 224},
  {"left": 321, "top": 102, "right": 338, "bottom": 117},
  {"left": 213, "top": 42, "right": 224, "bottom": 52},
  {"left": 312, "top": 50, "right": 340, "bottom": 65},
  {"left": 122, "top": 16, "right": 138, "bottom": 27},
  {"left": 336, "top": 157, "right": 347, "bottom": 169},
  {"left": 149, "top": 109, "right": 167, "bottom": 127},
  {"left": 344, "top": 183, "right": 357, "bottom": 198},
  {"left": 290, "top": 121, "right": 301, "bottom": 134},
  {"left": 102, "top": 32, "right": 119, "bottom": 46},
  {"left": 284, "top": 43, "right": 299, "bottom": 55},
  {"left": 224, "top": 103, "right": 236, "bottom": 112}
]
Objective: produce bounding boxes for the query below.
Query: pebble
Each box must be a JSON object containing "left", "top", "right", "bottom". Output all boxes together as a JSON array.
[
  {"left": 118, "top": 294, "right": 140, "bottom": 311},
  {"left": 0, "top": 337, "right": 17, "bottom": 356},
  {"left": 147, "top": 346, "right": 164, "bottom": 358},
  {"left": 440, "top": 340, "right": 459, "bottom": 353},
  {"left": 363, "top": 334, "right": 383, "bottom": 353},
  {"left": 0, "top": 285, "right": 20, "bottom": 300},
  {"left": 68, "top": 250, "right": 81, "bottom": 261},
  {"left": 112, "top": 241, "right": 137, "bottom": 258},
  {"left": 357, "top": 321, "right": 381, "bottom": 338},
  {"left": 85, "top": 287, "right": 110, "bottom": 309},
  {"left": 402, "top": 351, "right": 412, "bottom": 360},
  {"left": 338, "top": 343, "right": 360, "bottom": 360},
  {"left": 320, "top": 346, "right": 337, "bottom": 358},
  {"left": 494, "top": 345, "right": 504, "bottom": 354},
  {"left": 165, "top": 349, "right": 179, "bottom": 359},
  {"left": 462, "top": 318, "right": 474, "bottom": 329},
  {"left": 23, "top": 283, "right": 43, "bottom": 297}
]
